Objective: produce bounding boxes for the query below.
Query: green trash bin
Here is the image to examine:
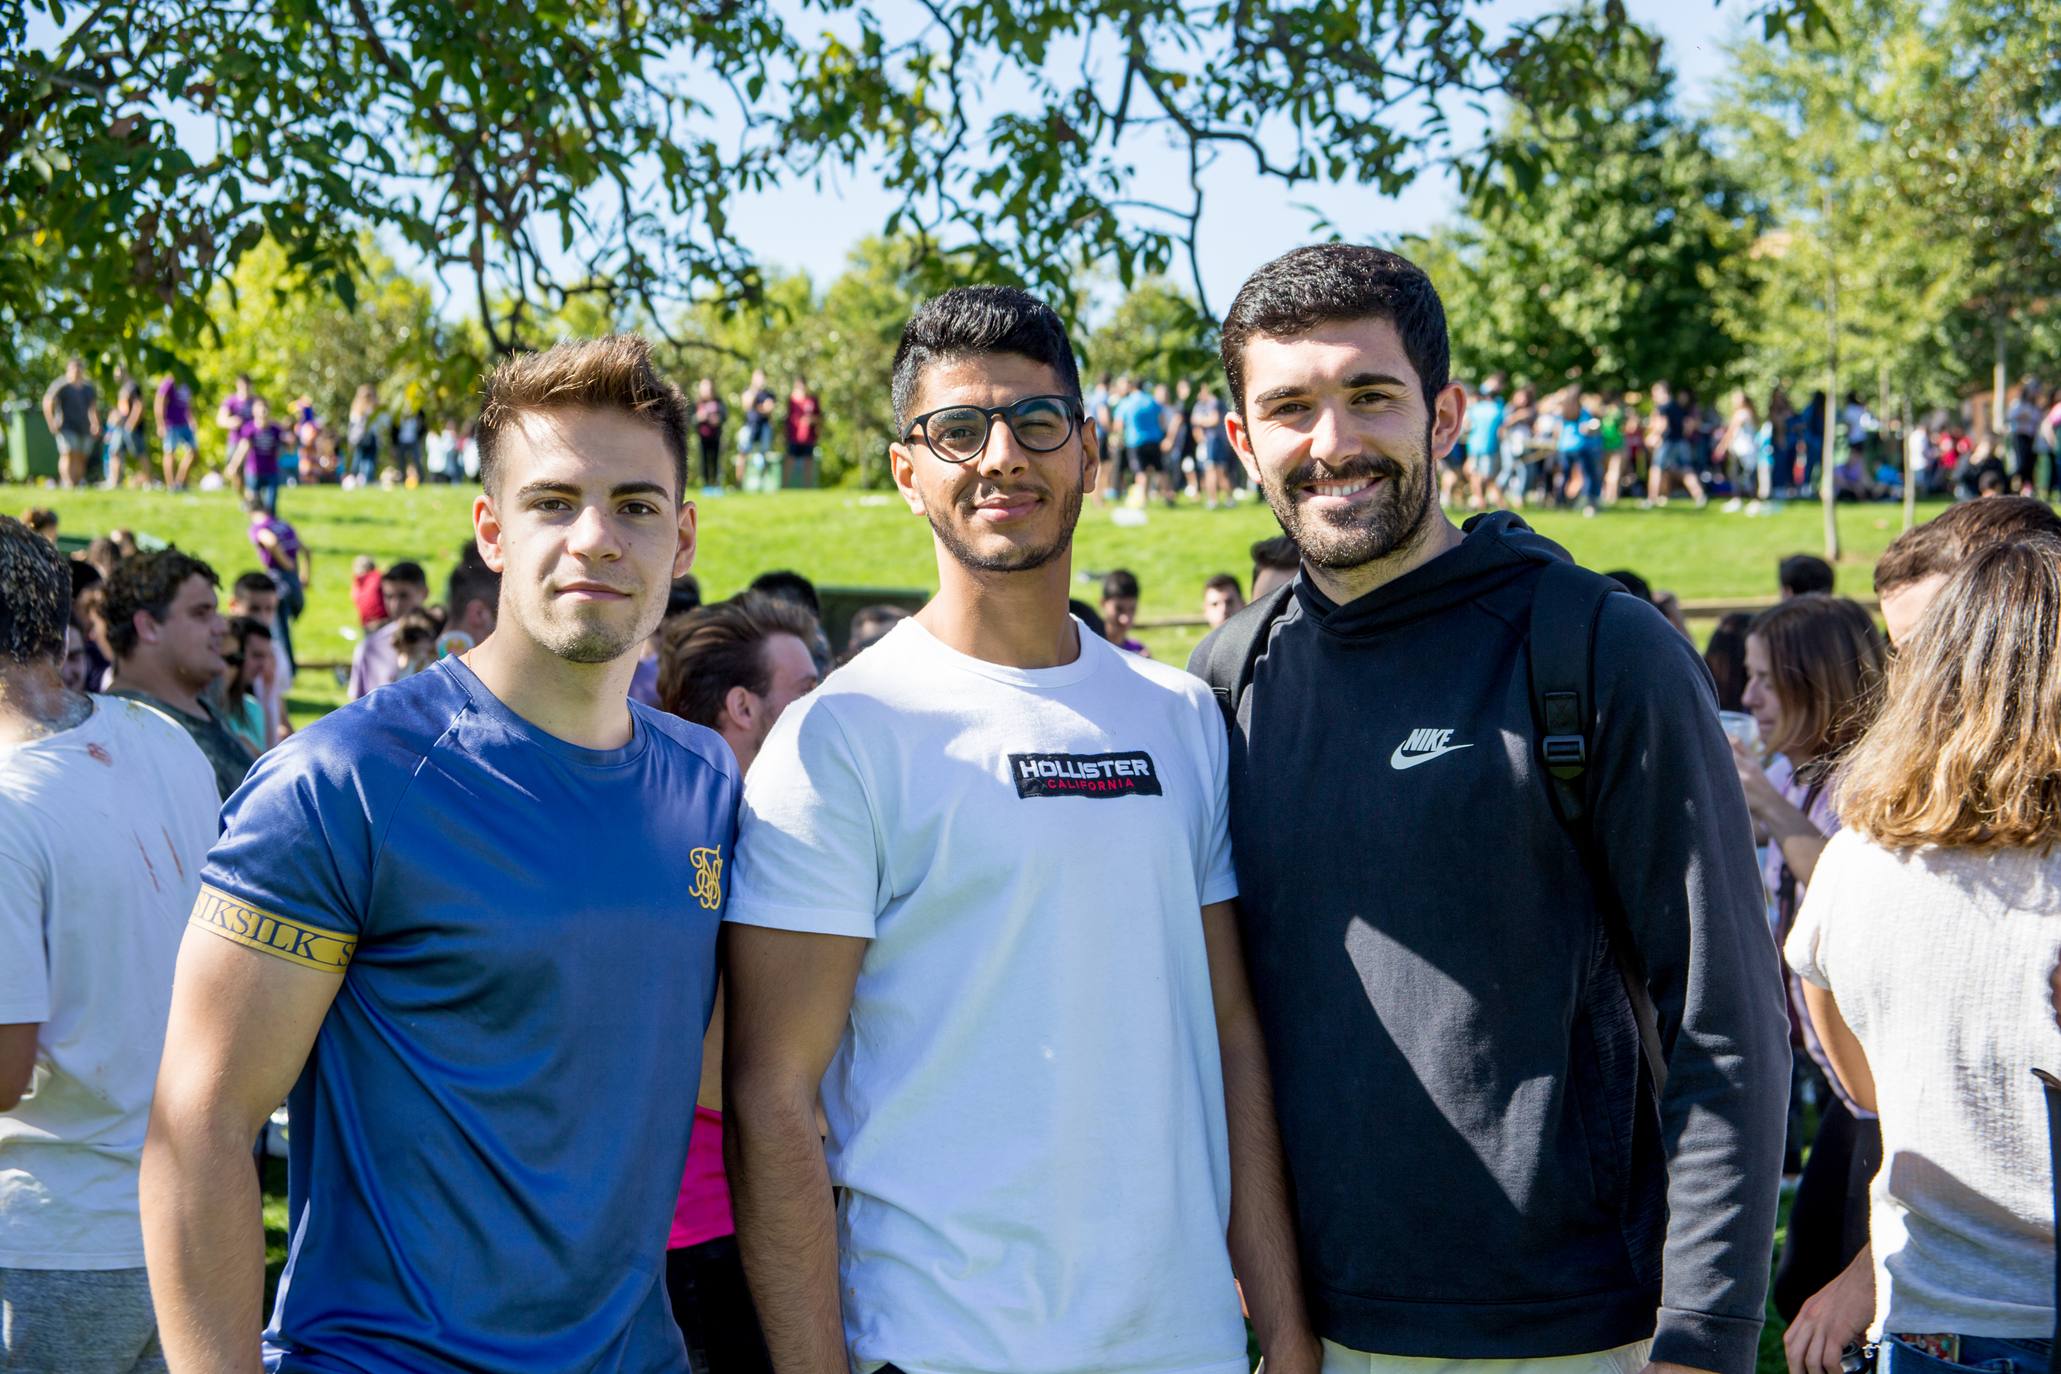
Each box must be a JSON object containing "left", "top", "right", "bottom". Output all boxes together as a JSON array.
[{"left": 5, "top": 400, "right": 59, "bottom": 483}]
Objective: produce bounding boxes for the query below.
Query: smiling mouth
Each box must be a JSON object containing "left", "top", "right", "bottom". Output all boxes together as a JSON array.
[{"left": 1299, "top": 474, "right": 1384, "bottom": 500}]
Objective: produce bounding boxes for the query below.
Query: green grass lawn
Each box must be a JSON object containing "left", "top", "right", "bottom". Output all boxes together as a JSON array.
[
  {"left": 38, "top": 482, "right": 1935, "bottom": 723},
  {"left": 47, "top": 479, "right": 1860, "bottom": 1366}
]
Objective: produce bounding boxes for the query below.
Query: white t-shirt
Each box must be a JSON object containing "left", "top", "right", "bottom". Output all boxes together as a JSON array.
[
  {"left": 727, "top": 617, "right": 1245, "bottom": 1374},
  {"left": 0, "top": 696, "right": 219, "bottom": 1268},
  {"left": 1785, "top": 829, "right": 2061, "bottom": 1338}
]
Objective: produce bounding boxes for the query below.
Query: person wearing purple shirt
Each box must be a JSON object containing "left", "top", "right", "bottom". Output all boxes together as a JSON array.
[
  {"left": 155, "top": 374, "right": 199, "bottom": 489},
  {"left": 231, "top": 398, "right": 286, "bottom": 514}
]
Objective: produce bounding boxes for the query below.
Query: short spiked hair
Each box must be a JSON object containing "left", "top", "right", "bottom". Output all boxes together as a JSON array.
[
  {"left": 474, "top": 334, "right": 692, "bottom": 498},
  {"left": 890, "top": 286, "right": 1082, "bottom": 432}
]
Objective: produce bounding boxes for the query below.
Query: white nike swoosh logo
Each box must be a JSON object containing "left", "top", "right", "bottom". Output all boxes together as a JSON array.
[{"left": 1389, "top": 743, "right": 1475, "bottom": 770}]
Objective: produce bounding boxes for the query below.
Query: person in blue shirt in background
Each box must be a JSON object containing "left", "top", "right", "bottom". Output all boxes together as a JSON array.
[
  {"left": 1115, "top": 374, "right": 1171, "bottom": 507},
  {"left": 1555, "top": 387, "right": 1605, "bottom": 516},
  {"left": 140, "top": 334, "right": 738, "bottom": 1374},
  {"left": 1462, "top": 373, "right": 1505, "bottom": 509}
]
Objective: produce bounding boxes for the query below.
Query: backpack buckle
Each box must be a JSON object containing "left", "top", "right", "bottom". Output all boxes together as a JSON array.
[{"left": 1541, "top": 734, "right": 1586, "bottom": 770}]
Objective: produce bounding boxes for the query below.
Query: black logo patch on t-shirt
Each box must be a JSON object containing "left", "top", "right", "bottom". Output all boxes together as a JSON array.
[{"left": 1009, "top": 750, "right": 1163, "bottom": 798}]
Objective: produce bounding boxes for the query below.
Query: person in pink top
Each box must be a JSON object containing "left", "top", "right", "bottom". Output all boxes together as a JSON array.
[
  {"left": 783, "top": 375, "right": 821, "bottom": 489},
  {"left": 654, "top": 593, "right": 823, "bottom": 1373}
]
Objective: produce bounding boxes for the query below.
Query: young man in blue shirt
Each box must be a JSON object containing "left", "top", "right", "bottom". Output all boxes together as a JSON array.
[{"left": 141, "top": 335, "right": 739, "bottom": 1374}]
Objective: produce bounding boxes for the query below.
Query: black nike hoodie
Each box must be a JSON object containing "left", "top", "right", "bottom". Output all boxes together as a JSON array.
[{"left": 1193, "top": 512, "right": 1788, "bottom": 1372}]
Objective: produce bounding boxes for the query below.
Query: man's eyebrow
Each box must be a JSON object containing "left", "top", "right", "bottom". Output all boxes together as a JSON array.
[
  {"left": 1252, "top": 372, "right": 1411, "bottom": 407},
  {"left": 511, "top": 479, "right": 672, "bottom": 501}
]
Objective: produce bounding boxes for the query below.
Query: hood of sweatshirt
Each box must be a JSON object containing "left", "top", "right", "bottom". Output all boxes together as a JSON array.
[{"left": 1294, "top": 509, "right": 1573, "bottom": 638}]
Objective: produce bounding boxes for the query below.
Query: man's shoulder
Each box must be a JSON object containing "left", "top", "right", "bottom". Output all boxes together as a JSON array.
[
  {"left": 628, "top": 703, "right": 740, "bottom": 791},
  {"left": 1187, "top": 584, "right": 1296, "bottom": 681},
  {"left": 1103, "top": 634, "right": 1213, "bottom": 709},
  {"left": 286, "top": 667, "right": 470, "bottom": 777}
]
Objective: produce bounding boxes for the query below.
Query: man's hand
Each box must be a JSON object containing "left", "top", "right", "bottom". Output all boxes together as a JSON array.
[{"left": 1783, "top": 1245, "right": 1874, "bottom": 1374}]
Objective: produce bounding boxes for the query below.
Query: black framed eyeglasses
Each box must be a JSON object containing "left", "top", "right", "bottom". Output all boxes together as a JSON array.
[{"left": 900, "top": 394, "right": 1083, "bottom": 464}]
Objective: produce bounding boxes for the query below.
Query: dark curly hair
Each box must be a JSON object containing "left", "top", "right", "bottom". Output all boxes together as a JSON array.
[
  {"left": 0, "top": 515, "right": 71, "bottom": 668},
  {"left": 1219, "top": 244, "right": 1449, "bottom": 415},
  {"left": 104, "top": 548, "right": 219, "bottom": 660}
]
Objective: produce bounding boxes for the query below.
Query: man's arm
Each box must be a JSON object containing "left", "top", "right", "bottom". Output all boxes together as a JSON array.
[
  {"left": 1589, "top": 598, "right": 1791, "bottom": 1374},
  {"left": 723, "top": 923, "right": 866, "bottom": 1374},
  {"left": 141, "top": 925, "right": 340, "bottom": 1374},
  {"left": 296, "top": 546, "right": 314, "bottom": 590},
  {"left": 1202, "top": 900, "right": 1317, "bottom": 1373},
  {"left": 0, "top": 1022, "right": 38, "bottom": 1111}
]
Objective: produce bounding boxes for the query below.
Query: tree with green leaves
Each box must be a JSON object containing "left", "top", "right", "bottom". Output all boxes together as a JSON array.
[
  {"left": 1083, "top": 280, "right": 1214, "bottom": 388},
  {"left": 1416, "top": 21, "right": 1758, "bottom": 397},
  {"left": 189, "top": 234, "right": 483, "bottom": 452},
  {"left": 4, "top": 0, "right": 1830, "bottom": 378}
]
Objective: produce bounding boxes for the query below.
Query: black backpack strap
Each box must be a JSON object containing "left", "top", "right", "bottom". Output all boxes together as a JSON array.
[
  {"left": 1527, "top": 561, "right": 1670, "bottom": 1096},
  {"left": 1191, "top": 582, "right": 1294, "bottom": 736}
]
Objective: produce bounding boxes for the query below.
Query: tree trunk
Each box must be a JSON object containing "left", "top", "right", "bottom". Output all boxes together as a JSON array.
[
  {"left": 1994, "top": 315, "right": 2008, "bottom": 438},
  {"left": 1823, "top": 265, "right": 1841, "bottom": 562},
  {"left": 1902, "top": 389, "right": 1916, "bottom": 531}
]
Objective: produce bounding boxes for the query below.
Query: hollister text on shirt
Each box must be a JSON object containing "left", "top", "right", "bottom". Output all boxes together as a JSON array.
[{"left": 1009, "top": 749, "right": 1162, "bottom": 798}]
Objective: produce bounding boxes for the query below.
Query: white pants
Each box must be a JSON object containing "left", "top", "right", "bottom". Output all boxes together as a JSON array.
[{"left": 1320, "top": 1338, "right": 1651, "bottom": 1374}]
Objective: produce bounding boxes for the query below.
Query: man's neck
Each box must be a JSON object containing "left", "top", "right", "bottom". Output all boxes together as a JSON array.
[
  {"left": 111, "top": 657, "right": 205, "bottom": 717},
  {"left": 0, "top": 664, "right": 92, "bottom": 746},
  {"left": 463, "top": 626, "right": 638, "bottom": 751},
  {"left": 1304, "top": 509, "right": 1466, "bottom": 607},
  {"left": 720, "top": 722, "right": 757, "bottom": 777},
  {"left": 917, "top": 548, "right": 1079, "bottom": 670}
]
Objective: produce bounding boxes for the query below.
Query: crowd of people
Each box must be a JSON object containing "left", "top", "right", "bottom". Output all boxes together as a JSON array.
[
  {"left": 37, "top": 351, "right": 2060, "bottom": 520},
  {"left": 1, "top": 245, "right": 2054, "bottom": 1374},
  {"left": 1441, "top": 376, "right": 2061, "bottom": 515},
  {"left": 33, "top": 362, "right": 830, "bottom": 498}
]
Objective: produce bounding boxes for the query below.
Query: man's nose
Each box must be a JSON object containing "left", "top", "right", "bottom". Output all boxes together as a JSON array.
[{"left": 565, "top": 504, "right": 623, "bottom": 558}]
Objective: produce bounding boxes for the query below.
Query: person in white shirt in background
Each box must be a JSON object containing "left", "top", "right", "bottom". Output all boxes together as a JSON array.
[
  {"left": 0, "top": 514, "right": 219, "bottom": 1374},
  {"left": 1783, "top": 534, "right": 2061, "bottom": 1374},
  {"left": 722, "top": 285, "right": 1316, "bottom": 1374}
]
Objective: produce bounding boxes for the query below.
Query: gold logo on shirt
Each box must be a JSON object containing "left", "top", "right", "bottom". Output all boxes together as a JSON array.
[{"left": 689, "top": 846, "right": 724, "bottom": 911}]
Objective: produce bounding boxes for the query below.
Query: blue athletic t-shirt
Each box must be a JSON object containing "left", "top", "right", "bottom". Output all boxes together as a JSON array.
[{"left": 195, "top": 656, "right": 738, "bottom": 1374}]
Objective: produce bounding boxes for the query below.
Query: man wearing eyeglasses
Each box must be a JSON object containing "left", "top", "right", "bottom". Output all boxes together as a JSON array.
[{"left": 722, "top": 286, "right": 1317, "bottom": 1374}]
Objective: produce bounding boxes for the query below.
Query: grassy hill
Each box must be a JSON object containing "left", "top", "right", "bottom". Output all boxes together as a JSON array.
[{"left": 33, "top": 483, "right": 1932, "bottom": 723}]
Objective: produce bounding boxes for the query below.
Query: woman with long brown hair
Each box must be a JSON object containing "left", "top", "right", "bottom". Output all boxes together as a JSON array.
[
  {"left": 1782, "top": 536, "right": 2061, "bottom": 1374},
  {"left": 1731, "top": 594, "right": 1889, "bottom": 1327}
]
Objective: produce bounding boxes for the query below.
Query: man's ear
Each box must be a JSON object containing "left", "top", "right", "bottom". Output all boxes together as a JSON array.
[
  {"left": 1431, "top": 382, "right": 1468, "bottom": 463},
  {"left": 473, "top": 492, "right": 506, "bottom": 574},
  {"left": 1080, "top": 416, "right": 1103, "bottom": 491},
  {"left": 722, "top": 683, "right": 756, "bottom": 733},
  {"left": 890, "top": 443, "right": 926, "bottom": 517},
  {"left": 1225, "top": 409, "right": 1262, "bottom": 490},
  {"left": 674, "top": 499, "right": 699, "bottom": 579}
]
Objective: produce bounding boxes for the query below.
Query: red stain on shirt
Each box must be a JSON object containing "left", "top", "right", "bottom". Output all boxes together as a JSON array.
[
  {"left": 87, "top": 743, "right": 112, "bottom": 765},
  {"left": 163, "top": 827, "right": 186, "bottom": 880},
  {"left": 134, "top": 834, "right": 162, "bottom": 893}
]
